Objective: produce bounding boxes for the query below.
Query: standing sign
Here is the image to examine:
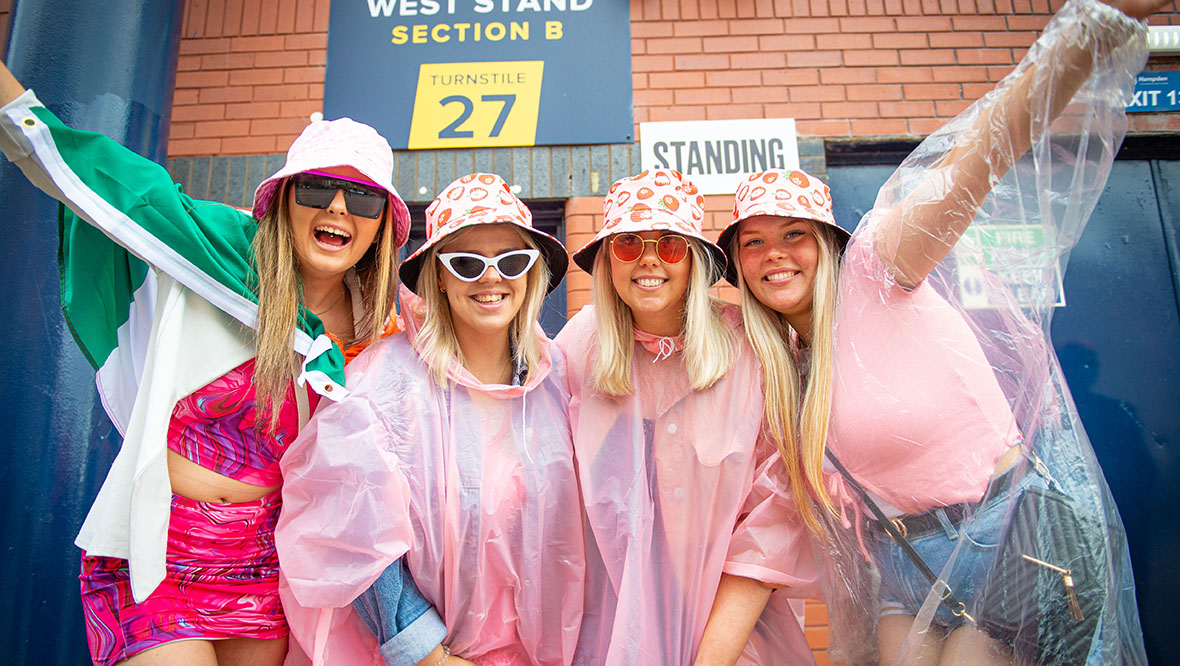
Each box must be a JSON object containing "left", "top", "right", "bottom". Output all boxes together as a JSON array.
[
  {"left": 325, "top": 0, "right": 633, "bottom": 150},
  {"left": 639, "top": 119, "right": 800, "bottom": 195}
]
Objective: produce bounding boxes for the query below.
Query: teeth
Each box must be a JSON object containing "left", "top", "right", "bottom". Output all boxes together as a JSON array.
[
  {"left": 474, "top": 294, "right": 505, "bottom": 303},
  {"left": 636, "top": 278, "right": 665, "bottom": 287},
  {"left": 765, "top": 269, "right": 798, "bottom": 281},
  {"left": 315, "top": 225, "right": 351, "bottom": 239}
]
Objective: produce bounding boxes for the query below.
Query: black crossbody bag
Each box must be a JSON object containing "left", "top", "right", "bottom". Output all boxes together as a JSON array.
[{"left": 825, "top": 449, "right": 1106, "bottom": 665}]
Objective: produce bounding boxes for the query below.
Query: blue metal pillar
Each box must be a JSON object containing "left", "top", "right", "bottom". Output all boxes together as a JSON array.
[{"left": 0, "top": 2, "right": 184, "bottom": 664}]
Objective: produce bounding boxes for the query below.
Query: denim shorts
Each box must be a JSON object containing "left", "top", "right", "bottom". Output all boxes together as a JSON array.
[{"left": 868, "top": 468, "right": 1044, "bottom": 629}]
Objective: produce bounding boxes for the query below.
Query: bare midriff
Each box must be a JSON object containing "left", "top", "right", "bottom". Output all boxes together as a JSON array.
[{"left": 167, "top": 450, "right": 280, "bottom": 504}]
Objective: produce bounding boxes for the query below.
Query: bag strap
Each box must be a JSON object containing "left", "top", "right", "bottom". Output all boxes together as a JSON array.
[{"left": 825, "top": 448, "right": 976, "bottom": 624}]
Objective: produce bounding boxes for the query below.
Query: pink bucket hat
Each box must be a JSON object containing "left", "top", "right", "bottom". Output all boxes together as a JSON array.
[
  {"left": 717, "top": 168, "right": 850, "bottom": 285},
  {"left": 399, "top": 173, "right": 569, "bottom": 294},
  {"left": 572, "top": 169, "right": 727, "bottom": 283},
  {"left": 251, "top": 117, "right": 411, "bottom": 248}
]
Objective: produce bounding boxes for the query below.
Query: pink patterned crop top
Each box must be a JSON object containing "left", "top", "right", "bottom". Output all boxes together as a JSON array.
[{"left": 167, "top": 359, "right": 319, "bottom": 487}]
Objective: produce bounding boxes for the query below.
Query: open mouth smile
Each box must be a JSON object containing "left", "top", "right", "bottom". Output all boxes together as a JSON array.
[{"left": 314, "top": 225, "right": 353, "bottom": 248}]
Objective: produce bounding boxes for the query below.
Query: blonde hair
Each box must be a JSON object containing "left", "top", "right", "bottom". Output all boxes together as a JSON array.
[
  {"left": 734, "top": 223, "right": 842, "bottom": 533},
  {"left": 251, "top": 179, "right": 398, "bottom": 424},
  {"left": 591, "top": 239, "right": 735, "bottom": 396},
  {"left": 413, "top": 225, "right": 550, "bottom": 386}
]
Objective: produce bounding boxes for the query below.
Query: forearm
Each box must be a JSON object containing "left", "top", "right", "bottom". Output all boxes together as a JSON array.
[
  {"left": 0, "top": 60, "right": 24, "bottom": 107},
  {"left": 692, "top": 574, "right": 775, "bottom": 666}
]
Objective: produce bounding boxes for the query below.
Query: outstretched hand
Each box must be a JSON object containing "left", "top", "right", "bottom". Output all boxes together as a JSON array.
[{"left": 1107, "top": 0, "right": 1176, "bottom": 20}]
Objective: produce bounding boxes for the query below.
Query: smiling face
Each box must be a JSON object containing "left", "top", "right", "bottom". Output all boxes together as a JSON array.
[
  {"left": 608, "top": 231, "right": 692, "bottom": 337},
  {"left": 736, "top": 215, "right": 819, "bottom": 333},
  {"left": 437, "top": 224, "right": 531, "bottom": 341},
  {"left": 286, "top": 165, "right": 385, "bottom": 285}
]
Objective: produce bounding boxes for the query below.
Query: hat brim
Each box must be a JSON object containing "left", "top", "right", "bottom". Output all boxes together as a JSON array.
[
  {"left": 399, "top": 223, "right": 569, "bottom": 295},
  {"left": 717, "top": 212, "right": 852, "bottom": 286}
]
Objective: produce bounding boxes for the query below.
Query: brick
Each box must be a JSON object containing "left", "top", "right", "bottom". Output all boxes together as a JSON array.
[
  {"left": 279, "top": 100, "right": 323, "bottom": 119},
  {"left": 647, "top": 37, "right": 705, "bottom": 53},
  {"left": 758, "top": 33, "right": 816, "bottom": 50},
  {"left": 703, "top": 36, "right": 760, "bottom": 52},
  {"left": 791, "top": 85, "right": 847, "bottom": 102},
  {"left": 674, "top": 54, "right": 732, "bottom": 70},
  {"left": 903, "top": 83, "right": 961, "bottom": 99},
  {"left": 733, "top": 86, "right": 789, "bottom": 103},
  {"left": 676, "top": 88, "right": 731, "bottom": 105},
  {"left": 197, "top": 87, "right": 254, "bottom": 104},
  {"left": 633, "top": 72, "right": 648, "bottom": 89},
  {"left": 908, "top": 117, "right": 944, "bottom": 134},
  {"left": 877, "top": 67, "right": 933, "bottom": 83},
  {"left": 879, "top": 99, "right": 935, "bottom": 116},
  {"left": 309, "top": 50, "right": 326, "bottom": 67},
  {"left": 632, "top": 39, "right": 646, "bottom": 55},
  {"left": 179, "top": 38, "right": 231, "bottom": 55},
  {"left": 253, "top": 84, "right": 311, "bottom": 102},
  {"left": 729, "top": 18, "right": 786, "bottom": 34},
  {"left": 895, "top": 16, "right": 951, "bottom": 31},
  {"left": 175, "top": 70, "right": 230, "bottom": 89},
  {"left": 221, "top": 135, "right": 280, "bottom": 155},
  {"left": 169, "top": 123, "right": 195, "bottom": 139},
  {"left": 935, "top": 99, "right": 972, "bottom": 115},
  {"left": 963, "top": 83, "right": 995, "bottom": 99},
  {"left": 847, "top": 84, "right": 902, "bottom": 101},
  {"left": 229, "top": 35, "right": 286, "bottom": 52},
  {"left": 805, "top": 627, "right": 829, "bottom": 650},
  {"left": 932, "top": 66, "right": 989, "bottom": 82},
  {"left": 647, "top": 105, "right": 708, "bottom": 121},
  {"left": 706, "top": 103, "right": 766, "bottom": 119},
  {"left": 872, "top": 32, "right": 927, "bottom": 49},
  {"left": 707, "top": 70, "right": 764, "bottom": 86},
  {"left": 983, "top": 31, "right": 1037, "bottom": 48},
  {"left": 565, "top": 197, "right": 602, "bottom": 216},
  {"left": 1007, "top": 15, "right": 1052, "bottom": 31},
  {"left": 764, "top": 102, "right": 822, "bottom": 119},
  {"left": 797, "top": 119, "right": 851, "bottom": 137},
  {"left": 732, "top": 51, "right": 786, "bottom": 68},
  {"left": 173, "top": 104, "right": 227, "bottom": 122},
  {"left": 951, "top": 16, "right": 1007, "bottom": 31},
  {"left": 899, "top": 49, "right": 956, "bottom": 66},
  {"left": 632, "top": 55, "right": 676, "bottom": 72},
  {"left": 168, "top": 138, "right": 222, "bottom": 156},
  {"left": 851, "top": 118, "right": 908, "bottom": 135},
  {"left": 176, "top": 55, "right": 203, "bottom": 72},
  {"left": 284, "top": 66, "right": 325, "bottom": 84},
  {"left": 820, "top": 68, "right": 877, "bottom": 84},
  {"left": 633, "top": 22, "right": 676, "bottom": 37},
  {"left": 821, "top": 33, "right": 872, "bottom": 49},
  {"left": 763, "top": 69, "right": 820, "bottom": 86},
  {"left": 956, "top": 49, "right": 1014, "bottom": 65},
  {"left": 229, "top": 68, "right": 285, "bottom": 86},
  {"left": 173, "top": 89, "right": 201, "bottom": 106},
  {"left": 822, "top": 101, "right": 874, "bottom": 118},
  {"left": 674, "top": 19, "right": 730, "bottom": 36},
  {"left": 226, "top": 101, "right": 282, "bottom": 119},
  {"left": 805, "top": 601, "right": 829, "bottom": 626},
  {"left": 783, "top": 17, "right": 840, "bottom": 33},
  {"left": 634, "top": 89, "right": 675, "bottom": 106},
  {"left": 839, "top": 16, "right": 893, "bottom": 31},
  {"left": 250, "top": 117, "right": 311, "bottom": 136},
  {"left": 195, "top": 119, "right": 252, "bottom": 137},
  {"left": 843, "top": 49, "right": 896, "bottom": 67},
  {"left": 649, "top": 71, "right": 707, "bottom": 88},
  {"left": 929, "top": 32, "right": 983, "bottom": 49},
  {"left": 786, "top": 50, "right": 842, "bottom": 68}
]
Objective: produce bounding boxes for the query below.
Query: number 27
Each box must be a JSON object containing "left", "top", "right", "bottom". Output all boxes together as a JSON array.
[{"left": 439, "top": 94, "right": 516, "bottom": 139}]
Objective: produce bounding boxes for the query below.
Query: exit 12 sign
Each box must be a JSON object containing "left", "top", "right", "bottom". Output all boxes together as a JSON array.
[{"left": 1128, "top": 71, "right": 1180, "bottom": 113}]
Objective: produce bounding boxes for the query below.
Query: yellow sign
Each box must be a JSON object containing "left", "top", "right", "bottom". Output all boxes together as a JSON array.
[{"left": 408, "top": 61, "right": 544, "bottom": 150}]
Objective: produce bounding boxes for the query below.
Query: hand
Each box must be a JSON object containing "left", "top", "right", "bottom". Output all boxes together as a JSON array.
[{"left": 1105, "top": 0, "right": 1176, "bottom": 20}]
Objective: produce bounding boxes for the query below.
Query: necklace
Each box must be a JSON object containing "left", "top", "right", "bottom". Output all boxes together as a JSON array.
[{"left": 308, "top": 284, "right": 347, "bottom": 316}]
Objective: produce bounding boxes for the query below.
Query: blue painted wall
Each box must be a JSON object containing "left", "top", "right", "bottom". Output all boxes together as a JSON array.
[
  {"left": 0, "top": 1, "right": 184, "bottom": 663},
  {"left": 830, "top": 157, "right": 1180, "bottom": 663}
]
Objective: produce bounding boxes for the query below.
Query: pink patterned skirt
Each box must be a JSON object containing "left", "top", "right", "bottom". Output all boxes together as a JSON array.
[{"left": 79, "top": 491, "right": 287, "bottom": 666}]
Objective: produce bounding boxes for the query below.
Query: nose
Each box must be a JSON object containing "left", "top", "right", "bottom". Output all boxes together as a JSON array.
[
  {"left": 638, "top": 240, "right": 661, "bottom": 267},
  {"left": 478, "top": 264, "right": 503, "bottom": 283},
  {"left": 327, "top": 189, "right": 349, "bottom": 216}
]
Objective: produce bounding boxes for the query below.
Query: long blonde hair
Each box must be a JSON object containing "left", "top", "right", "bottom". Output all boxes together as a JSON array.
[
  {"left": 413, "top": 225, "right": 550, "bottom": 386},
  {"left": 251, "top": 179, "right": 398, "bottom": 422},
  {"left": 734, "top": 223, "right": 842, "bottom": 533},
  {"left": 591, "top": 239, "right": 735, "bottom": 396}
]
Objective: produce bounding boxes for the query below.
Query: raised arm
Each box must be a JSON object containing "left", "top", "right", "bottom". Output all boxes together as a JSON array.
[
  {"left": 874, "top": 0, "right": 1166, "bottom": 288},
  {"left": 0, "top": 60, "right": 23, "bottom": 105}
]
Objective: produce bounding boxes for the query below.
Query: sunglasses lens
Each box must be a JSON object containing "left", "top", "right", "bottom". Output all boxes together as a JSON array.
[
  {"left": 657, "top": 235, "right": 689, "bottom": 263},
  {"left": 293, "top": 176, "right": 387, "bottom": 219},
  {"left": 611, "top": 234, "right": 644, "bottom": 262},
  {"left": 447, "top": 255, "right": 489, "bottom": 280},
  {"left": 343, "top": 188, "right": 387, "bottom": 219},
  {"left": 293, "top": 179, "right": 337, "bottom": 209},
  {"left": 497, "top": 252, "right": 533, "bottom": 278}
]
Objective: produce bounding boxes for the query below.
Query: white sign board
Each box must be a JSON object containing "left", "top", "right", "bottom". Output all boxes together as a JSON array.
[
  {"left": 954, "top": 225, "right": 1066, "bottom": 310},
  {"left": 639, "top": 119, "right": 800, "bottom": 195}
]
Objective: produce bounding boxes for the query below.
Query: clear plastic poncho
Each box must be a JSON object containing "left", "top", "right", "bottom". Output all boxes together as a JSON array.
[
  {"left": 276, "top": 286, "right": 585, "bottom": 665},
  {"left": 557, "top": 305, "right": 818, "bottom": 665},
  {"left": 816, "top": 1, "right": 1149, "bottom": 664}
]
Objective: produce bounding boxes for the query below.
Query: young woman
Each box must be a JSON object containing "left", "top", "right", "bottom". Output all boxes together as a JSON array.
[
  {"left": 716, "top": 0, "right": 1162, "bottom": 663},
  {"left": 0, "top": 61, "right": 410, "bottom": 665},
  {"left": 276, "top": 174, "right": 584, "bottom": 666},
  {"left": 557, "top": 169, "right": 816, "bottom": 665}
]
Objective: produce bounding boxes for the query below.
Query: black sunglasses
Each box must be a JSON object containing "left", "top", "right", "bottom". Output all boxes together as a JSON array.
[{"left": 291, "top": 173, "right": 388, "bottom": 220}]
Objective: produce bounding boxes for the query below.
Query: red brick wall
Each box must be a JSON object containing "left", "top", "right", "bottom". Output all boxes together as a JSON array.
[
  {"left": 169, "top": 0, "right": 329, "bottom": 156},
  {"left": 630, "top": 0, "right": 1180, "bottom": 137}
]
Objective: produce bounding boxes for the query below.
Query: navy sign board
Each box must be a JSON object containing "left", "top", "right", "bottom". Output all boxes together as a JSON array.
[
  {"left": 1127, "top": 71, "right": 1180, "bottom": 113},
  {"left": 325, "top": 0, "right": 633, "bottom": 150}
]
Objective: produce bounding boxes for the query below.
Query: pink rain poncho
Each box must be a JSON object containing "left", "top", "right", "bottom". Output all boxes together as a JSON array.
[
  {"left": 814, "top": 0, "right": 1149, "bottom": 664},
  {"left": 557, "top": 304, "right": 817, "bottom": 665},
  {"left": 276, "top": 286, "right": 585, "bottom": 666}
]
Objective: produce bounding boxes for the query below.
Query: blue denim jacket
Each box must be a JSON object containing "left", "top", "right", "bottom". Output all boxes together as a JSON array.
[{"left": 352, "top": 559, "right": 447, "bottom": 666}]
